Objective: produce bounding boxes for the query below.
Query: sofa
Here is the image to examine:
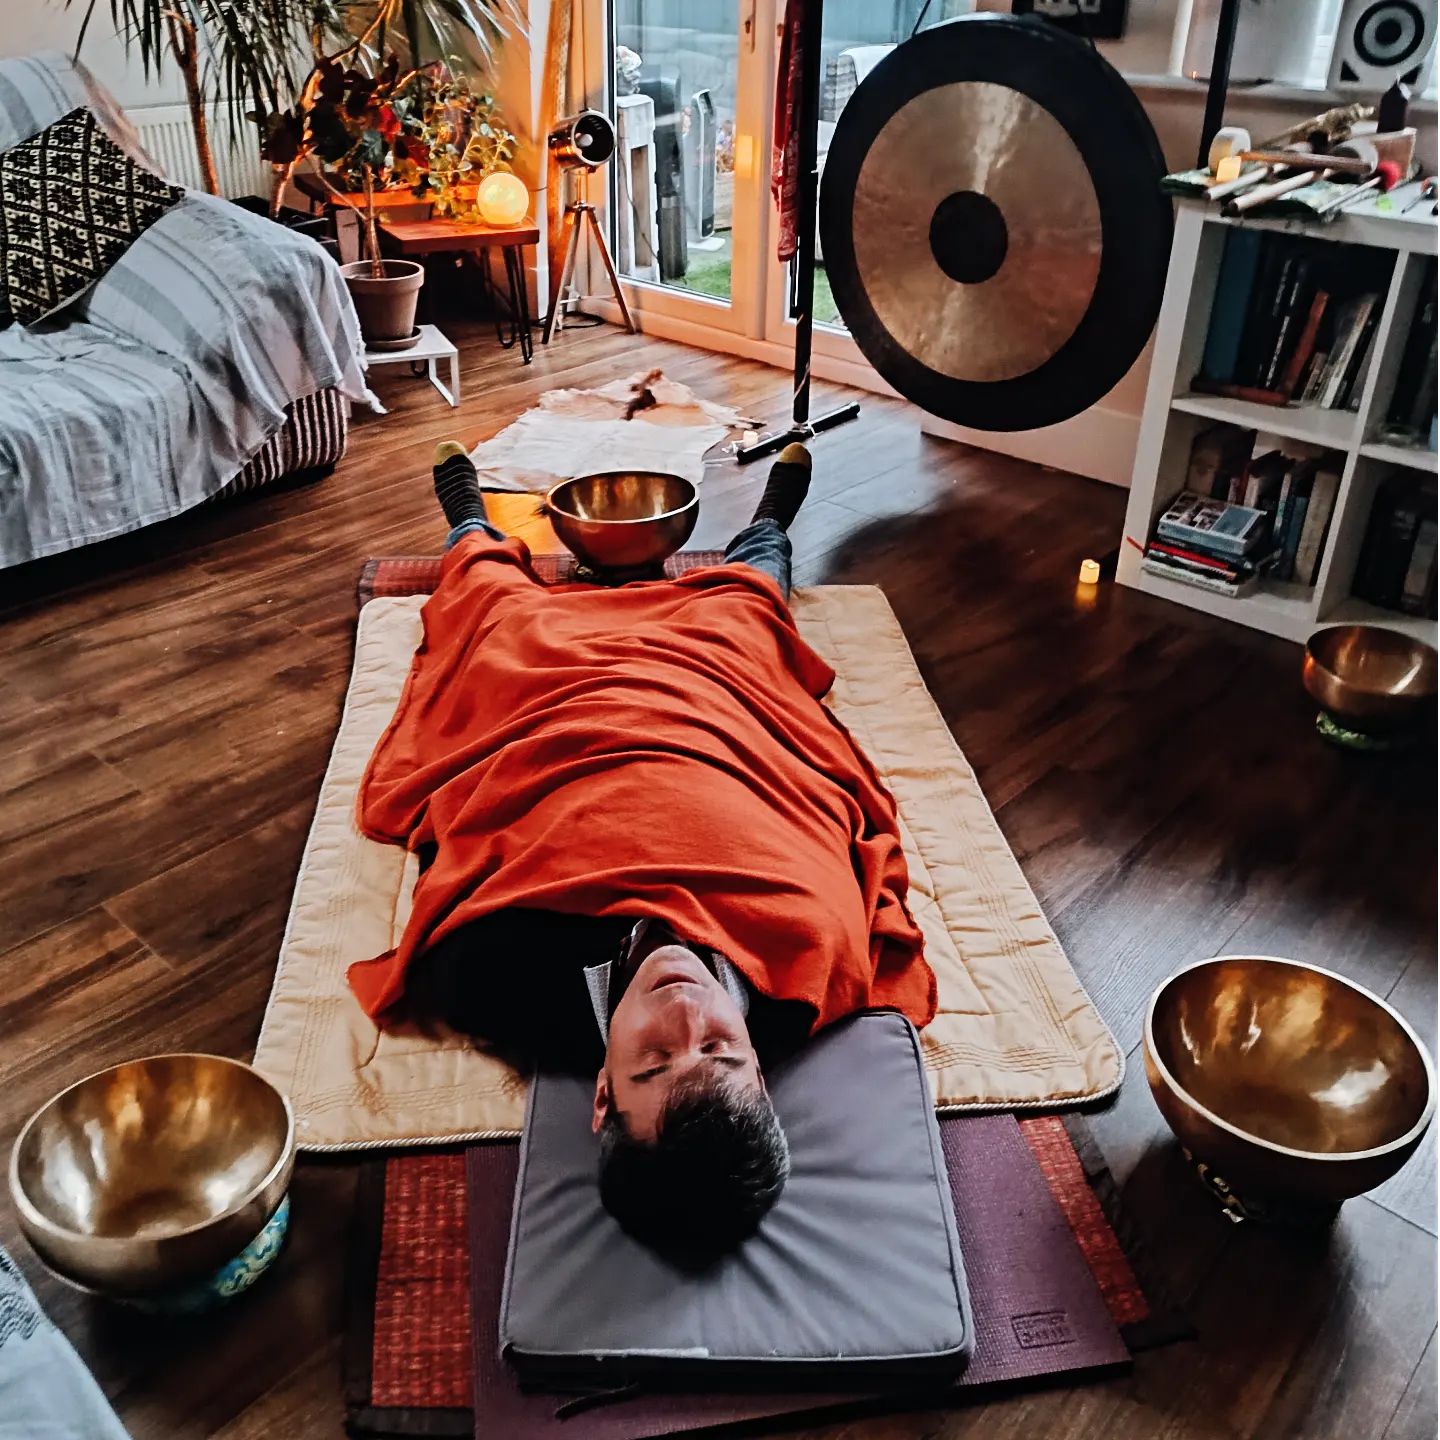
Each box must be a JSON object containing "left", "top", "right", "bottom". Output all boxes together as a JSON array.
[{"left": 0, "top": 52, "right": 374, "bottom": 570}]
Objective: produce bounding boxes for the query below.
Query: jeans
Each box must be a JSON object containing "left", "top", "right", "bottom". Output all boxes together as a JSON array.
[
  {"left": 722, "top": 518, "right": 792, "bottom": 599},
  {"left": 446, "top": 516, "right": 794, "bottom": 600}
]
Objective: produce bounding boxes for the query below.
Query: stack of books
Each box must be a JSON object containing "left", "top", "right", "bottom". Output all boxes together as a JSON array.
[
  {"left": 1354, "top": 471, "right": 1438, "bottom": 617},
  {"left": 1151, "top": 423, "right": 1343, "bottom": 595},
  {"left": 1196, "top": 229, "right": 1387, "bottom": 410},
  {"left": 1143, "top": 492, "right": 1273, "bottom": 596}
]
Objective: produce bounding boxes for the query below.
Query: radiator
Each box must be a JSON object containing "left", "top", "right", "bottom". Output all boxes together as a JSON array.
[{"left": 127, "top": 102, "right": 269, "bottom": 199}]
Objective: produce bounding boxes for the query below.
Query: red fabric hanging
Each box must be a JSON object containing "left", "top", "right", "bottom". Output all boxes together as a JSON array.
[{"left": 771, "top": 0, "right": 808, "bottom": 263}]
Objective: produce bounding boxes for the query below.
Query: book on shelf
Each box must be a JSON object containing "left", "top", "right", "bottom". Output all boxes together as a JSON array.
[
  {"left": 1278, "top": 290, "right": 1330, "bottom": 398},
  {"left": 1201, "top": 227, "right": 1264, "bottom": 387},
  {"left": 1156, "top": 490, "right": 1270, "bottom": 560},
  {"left": 1318, "top": 294, "right": 1378, "bottom": 410},
  {"left": 1354, "top": 470, "right": 1438, "bottom": 616},
  {"left": 1382, "top": 259, "right": 1438, "bottom": 449},
  {"left": 1403, "top": 518, "right": 1438, "bottom": 616},
  {"left": 1292, "top": 462, "right": 1341, "bottom": 587},
  {"left": 1146, "top": 539, "right": 1253, "bottom": 580},
  {"left": 1141, "top": 554, "right": 1261, "bottom": 597},
  {"left": 1242, "top": 445, "right": 1287, "bottom": 515},
  {"left": 1195, "top": 229, "right": 1389, "bottom": 410},
  {"left": 1186, "top": 423, "right": 1254, "bottom": 502}
]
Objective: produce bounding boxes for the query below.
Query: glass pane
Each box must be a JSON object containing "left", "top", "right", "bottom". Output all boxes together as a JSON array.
[
  {"left": 815, "top": 1, "right": 971, "bottom": 329},
  {"left": 612, "top": 1, "right": 740, "bottom": 302}
]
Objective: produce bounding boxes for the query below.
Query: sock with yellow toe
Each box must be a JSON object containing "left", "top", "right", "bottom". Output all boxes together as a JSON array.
[
  {"left": 433, "top": 441, "right": 492, "bottom": 529},
  {"left": 749, "top": 442, "right": 812, "bottom": 531}
]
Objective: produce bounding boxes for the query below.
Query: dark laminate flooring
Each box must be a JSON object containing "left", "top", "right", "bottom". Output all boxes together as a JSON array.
[{"left": 0, "top": 319, "right": 1433, "bottom": 1440}]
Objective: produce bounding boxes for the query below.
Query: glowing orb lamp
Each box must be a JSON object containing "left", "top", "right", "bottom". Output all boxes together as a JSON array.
[{"left": 477, "top": 171, "right": 529, "bottom": 227}]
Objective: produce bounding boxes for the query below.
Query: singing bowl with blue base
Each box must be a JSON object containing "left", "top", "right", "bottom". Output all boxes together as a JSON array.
[
  {"left": 9, "top": 1054, "right": 294, "bottom": 1301},
  {"left": 125, "top": 1195, "right": 291, "bottom": 1314}
]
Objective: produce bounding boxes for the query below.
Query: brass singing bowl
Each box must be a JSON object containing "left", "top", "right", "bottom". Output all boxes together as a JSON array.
[
  {"left": 1145, "top": 957, "right": 1435, "bottom": 1205},
  {"left": 8, "top": 1054, "right": 294, "bottom": 1297},
  {"left": 1302, "top": 625, "right": 1437, "bottom": 735},
  {"left": 544, "top": 472, "right": 698, "bottom": 573}
]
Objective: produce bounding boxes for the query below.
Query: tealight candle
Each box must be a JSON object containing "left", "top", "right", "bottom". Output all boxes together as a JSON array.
[{"left": 1078, "top": 558, "right": 1101, "bottom": 585}]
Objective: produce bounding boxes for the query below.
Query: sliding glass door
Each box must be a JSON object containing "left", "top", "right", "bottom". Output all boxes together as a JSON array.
[
  {"left": 602, "top": 0, "right": 772, "bottom": 333},
  {"left": 590, "top": 0, "right": 970, "bottom": 348},
  {"left": 611, "top": 0, "right": 737, "bottom": 301}
]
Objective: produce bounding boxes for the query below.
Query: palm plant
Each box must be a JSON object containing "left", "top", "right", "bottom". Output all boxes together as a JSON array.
[{"left": 63, "top": 0, "right": 515, "bottom": 197}]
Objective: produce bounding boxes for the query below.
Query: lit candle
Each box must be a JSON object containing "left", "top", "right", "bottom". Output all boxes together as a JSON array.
[{"left": 1078, "top": 558, "right": 1101, "bottom": 585}]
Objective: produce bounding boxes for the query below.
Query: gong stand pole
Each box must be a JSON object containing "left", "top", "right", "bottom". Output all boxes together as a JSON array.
[
  {"left": 1196, "top": 0, "right": 1241, "bottom": 168},
  {"left": 737, "top": 0, "right": 860, "bottom": 464}
]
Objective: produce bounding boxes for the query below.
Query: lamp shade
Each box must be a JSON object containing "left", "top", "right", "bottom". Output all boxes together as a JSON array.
[{"left": 477, "top": 171, "right": 529, "bottom": 226}]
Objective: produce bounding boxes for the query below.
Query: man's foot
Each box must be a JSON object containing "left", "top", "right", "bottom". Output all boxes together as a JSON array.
[
  {"left": 748, "top": 443, "right": 811, "bottom": 531},
  {"left": 433, "top": 441, "right": 490, "bottom": 528}
]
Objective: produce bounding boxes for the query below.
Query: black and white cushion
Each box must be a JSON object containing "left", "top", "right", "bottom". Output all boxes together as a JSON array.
[{"left": 0, "top": 107, "right": 183, "bottom": 326}]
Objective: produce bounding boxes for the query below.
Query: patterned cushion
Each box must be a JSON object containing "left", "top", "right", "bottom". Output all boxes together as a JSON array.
[{"left": 0, "top": 107, "right": 183, "bottom": 326}]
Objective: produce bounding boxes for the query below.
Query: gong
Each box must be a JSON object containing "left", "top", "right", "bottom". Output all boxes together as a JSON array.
[{"left": 819, "top": 14, "right": 1172, "bottom": 432}]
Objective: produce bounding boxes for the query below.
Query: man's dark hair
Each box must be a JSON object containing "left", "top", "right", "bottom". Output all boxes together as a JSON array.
[{"left": 598, "top": 1079, "right": 790, "bottom": 1265}]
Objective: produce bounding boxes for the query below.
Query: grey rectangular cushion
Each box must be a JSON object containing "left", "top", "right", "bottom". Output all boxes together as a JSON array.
[{"left": 500, "top": 1010, "right": 974, "bottom": 1389}]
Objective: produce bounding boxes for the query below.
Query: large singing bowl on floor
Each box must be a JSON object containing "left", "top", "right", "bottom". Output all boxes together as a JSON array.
[
  {"left": 9, "top": 1054, "right": 294, "bottom": 1298},
  {"left": 545, "top": 471, "right": 698, "bottom": 574},
  {"left": 1302, "top": 625, "right": 1437, "bottom": 736},
  {"left": 1144, "top": 957, "right": 1435, "bottom": 1208}
]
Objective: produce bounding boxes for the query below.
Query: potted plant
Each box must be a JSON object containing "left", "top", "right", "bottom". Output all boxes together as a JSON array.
[
  {"left": 65, "top": 0, "right": 314, "bottom": 196},
  {"left": 393, "top": 63, "right": 518, "bottom": 222},
  {"left": 292, "top": 55, "right": 430, "bottom": 347},
  {"left": 66, "top": 1, "right": 516, "bottom": 214}
]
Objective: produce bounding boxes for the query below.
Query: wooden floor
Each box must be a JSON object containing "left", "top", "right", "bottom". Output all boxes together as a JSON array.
[{"left": 0, "top": 319, "right": 1434, "bottom": 1440}]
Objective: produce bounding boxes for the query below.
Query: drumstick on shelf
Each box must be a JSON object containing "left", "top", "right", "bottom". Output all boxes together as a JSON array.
[
  {"left": 1206, "top": 164, "right": 1276, "bottom": 202},
  {"left": 1223, "top": 167, "right": 1326, "bottom": 215},
  {"left": 1313, "top": 161, "right": 1403, "bottom": 217}
]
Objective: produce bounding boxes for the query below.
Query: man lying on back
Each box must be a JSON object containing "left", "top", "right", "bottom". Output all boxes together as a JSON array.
[{"left": 349, "top": 441, "right": 935, "bottom": 1264}]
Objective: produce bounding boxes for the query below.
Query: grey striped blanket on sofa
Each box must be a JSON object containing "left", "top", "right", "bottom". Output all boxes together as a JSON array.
[{"left": 0, "top": 52, "right": 376, "bottom": 569}]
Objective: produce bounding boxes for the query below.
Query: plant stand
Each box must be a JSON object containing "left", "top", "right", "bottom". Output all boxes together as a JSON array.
[{"left": 366, "top": 323, "right": 460, "bottom": 407}]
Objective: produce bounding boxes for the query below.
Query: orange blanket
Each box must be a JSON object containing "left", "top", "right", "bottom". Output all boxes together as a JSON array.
[{"left": 349, "top": 535, "right": 935, "bottom": 1033}]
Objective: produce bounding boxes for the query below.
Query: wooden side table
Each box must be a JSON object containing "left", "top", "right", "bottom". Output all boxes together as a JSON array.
[
  {"left": 378, "top": 217, "right": 541, "bottom": 365},
  {"left": 291, "top": 173, "right": 430, "bottom": 264}
]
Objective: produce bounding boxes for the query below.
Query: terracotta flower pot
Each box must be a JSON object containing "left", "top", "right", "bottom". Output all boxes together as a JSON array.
[{"left": 341, "top": 260, "right": 425, "bottom": 350}]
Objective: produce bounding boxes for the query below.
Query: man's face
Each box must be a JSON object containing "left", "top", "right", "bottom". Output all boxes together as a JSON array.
[{"left": 592, "top": 943, "right": 762, "bottom": 1142}]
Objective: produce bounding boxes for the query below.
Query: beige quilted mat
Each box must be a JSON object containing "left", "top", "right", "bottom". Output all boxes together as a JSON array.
[{"left": 253, "top": 589, "right": 1121, "bottom": 1152}]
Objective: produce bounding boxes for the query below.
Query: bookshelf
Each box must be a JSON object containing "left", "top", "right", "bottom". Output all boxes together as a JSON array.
[{"left": 1119, "top": 197, "right": 1438, "bottom": 647}]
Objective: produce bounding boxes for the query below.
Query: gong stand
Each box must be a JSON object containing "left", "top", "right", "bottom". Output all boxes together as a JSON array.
[
  {"left": 1196, "top": 0, "right": 1242, "bottom": 168},
  {"left": 736, "top": 0, "right": 860, "bottom": 464}
]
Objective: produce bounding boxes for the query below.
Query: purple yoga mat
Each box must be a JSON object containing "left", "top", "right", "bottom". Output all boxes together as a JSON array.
[{"left": 466, "top": 1114, "right": 1128, "bottom": 1438}]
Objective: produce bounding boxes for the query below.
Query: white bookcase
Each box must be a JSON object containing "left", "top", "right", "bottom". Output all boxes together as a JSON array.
[{"left": 1118, "top": 196, "right": 1438, "bottom": 647}]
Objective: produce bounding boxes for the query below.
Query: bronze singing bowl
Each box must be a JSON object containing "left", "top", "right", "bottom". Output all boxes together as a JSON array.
[
  {"left": 1302, "top": 625, "right": 1437, "bottom": 734},
  {"left": 545, "top": 472, "right": 698, "bottom": 573},
  {"left": 1145, "top": 957, "right": 1435, "bottom": 1205},
  {"left": 8, "top": 1054, "right": 294, "bottom": 1297}
]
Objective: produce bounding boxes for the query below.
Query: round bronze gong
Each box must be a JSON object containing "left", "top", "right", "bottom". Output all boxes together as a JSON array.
[{"left": 819, "top": 14, "right": 1172, "bottom": 432}]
